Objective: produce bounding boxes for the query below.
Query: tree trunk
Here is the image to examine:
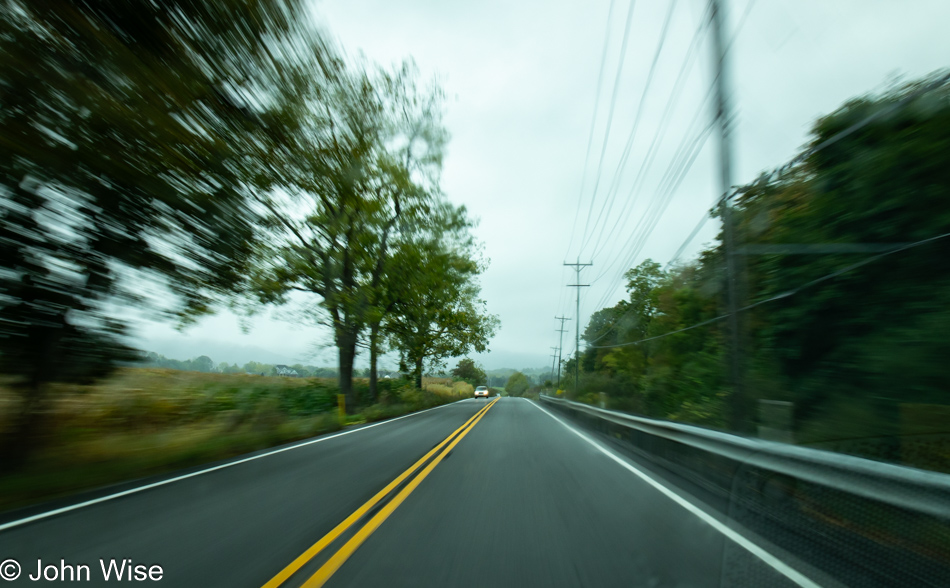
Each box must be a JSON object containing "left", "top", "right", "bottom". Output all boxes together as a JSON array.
[
  {"left": 414, "top": 356, "right": 423, "bottom": 390},
  {"left": 337, "top": 329, "right": 359, "bottom": 410},
  {"left": 368, "top": 322, "right": 379, "bottom": 402},
  {"left": 0, "top": 320, "right": 63, "bottom": 472},
  {"left": 0, "top": 383, "right": 46, "bottom": 472}
]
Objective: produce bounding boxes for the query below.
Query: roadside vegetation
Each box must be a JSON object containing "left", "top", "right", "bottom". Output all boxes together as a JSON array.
[
  {"left": 0, "top": 368, "right": 472, "bottom": 512},
  {"left": 563, "top": 73, "right": 950, "bottom": 473},
  {"left": 0, "top": 0, "right": 499, "bottom": 478}
]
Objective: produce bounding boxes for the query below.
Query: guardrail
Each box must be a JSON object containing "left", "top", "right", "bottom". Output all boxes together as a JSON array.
[{"left": 538, "top": 394, "right": 950, "bottom": 587}]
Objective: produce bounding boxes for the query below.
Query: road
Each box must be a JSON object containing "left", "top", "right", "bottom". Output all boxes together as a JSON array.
[{"left": 0, "top": 398, "right": 817, "bottom": 587}]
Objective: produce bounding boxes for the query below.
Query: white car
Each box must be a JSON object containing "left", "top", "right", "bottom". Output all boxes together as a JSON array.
[{"left": 474, "top": 386, "right": 489, "bottom": 398}]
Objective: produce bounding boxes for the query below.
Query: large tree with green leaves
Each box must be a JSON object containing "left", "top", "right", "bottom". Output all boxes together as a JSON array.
[
  {"left": 0, "top": 0, "right": 323, "bottom": 466},
  {"left": 574, "top": 73, "right": 950, "bottom": 443},
  {"left": 505, "top": 372, "right": 530, "bottom": 397},
  {"left": 452, "top": 358, "right": 487, "bottom": 386},
  {"left": 385, "top": 227, "right": 498, "bottom": 389},
  {"left": 245, "top": 61, "right": 448, "bottom": 407},
  {"left": 733, "top": 73, "right": 950, "bottom": 439}
]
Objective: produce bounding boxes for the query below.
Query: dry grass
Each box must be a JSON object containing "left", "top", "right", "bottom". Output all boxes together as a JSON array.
[{"left": 0, "top": 368, "right": 460, "bottom": 513}]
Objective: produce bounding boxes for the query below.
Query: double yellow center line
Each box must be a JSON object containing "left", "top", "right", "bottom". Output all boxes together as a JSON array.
[{"left": 262, "top": 398, "right": 499, "bottom": 588}]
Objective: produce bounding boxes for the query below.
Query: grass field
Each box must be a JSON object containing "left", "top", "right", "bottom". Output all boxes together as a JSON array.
[{"left": 0, "top": 369, "right": 473, "bottom": 513}]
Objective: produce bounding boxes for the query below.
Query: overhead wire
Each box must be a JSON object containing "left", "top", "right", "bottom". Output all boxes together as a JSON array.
[
  {"left": 588, "top": 11, "right": 711, "bottom": 266},
  {"left": 579, "top": 0, "right": 681, "bottom": 258},
  {"left": 563, "top": 0, "right": 619, "bottom": 259},
  {"left": 591, "top": 86, "right": 715, "bottom": 287},
  {"left": 589, "top": 230, "right": 950, "bottom": 349},
  {"left": 598, "top": 0, "right": 755, "bottom": 274},
  {"left": 558, "top": 0, "right": 757, "bottom": 356},
  {"left": 584, "top": 53, "right": 950, "bottom": 352},
  {"left": 581, "top": 4, "right": 711, "bottom": 317},
  {"left": 585, "top": 115, "right": 715, "bottom": 345},
  {"left": 584, "top": 111, "right": 715, "bottom": 343},
  {"left": 583, "top": 1, "right": 759, "bottom": 342},
  {"left": 574, "top": 0, "right": 639, "bottom": 259}
]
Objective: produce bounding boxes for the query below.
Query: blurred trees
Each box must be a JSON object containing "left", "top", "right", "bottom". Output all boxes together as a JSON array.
[
  {"left": 0, "top": 0, "right": 324, "bottom": 466},
  {"left": 575, "top": 73, "right": 950, "bottom": 442},
  {"left": 505, "top": 372, "right": 530, "bottom": 397},
  {"left": 452, "top": 358, "right": 487, "bottom": 386},
  {"left": 244, "top": 58, "right": 496, "bottom": 406},
  {"left": 0, "top": 0, "right": 497, "bottom": 472},
  {"left": 734, "top": 73, "right": 950, "bottom": 443}
]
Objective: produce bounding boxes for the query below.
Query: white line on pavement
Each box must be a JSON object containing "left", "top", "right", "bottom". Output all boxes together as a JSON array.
[{"left": 528, "top": 399, "right": 822, "bottom": 588}]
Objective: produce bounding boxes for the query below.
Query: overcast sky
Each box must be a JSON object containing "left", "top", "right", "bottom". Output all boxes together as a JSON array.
[{"left": 136, "top": 0, "right": 950, "bottom": 371}]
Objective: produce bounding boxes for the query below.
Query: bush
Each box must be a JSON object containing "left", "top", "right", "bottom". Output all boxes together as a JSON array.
[
  {"left": 277, "top": 382, "right": 337, "bottom": 416},
  {"left": 505, "top": 372, "right": 530, "bottom": 397}
]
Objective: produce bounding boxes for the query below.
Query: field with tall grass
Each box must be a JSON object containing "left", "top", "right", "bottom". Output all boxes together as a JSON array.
[{"left": 0, "top": 368, "right": 472, "bottom": 513}]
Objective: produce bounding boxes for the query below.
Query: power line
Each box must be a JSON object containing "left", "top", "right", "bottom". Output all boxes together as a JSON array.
[
  {"left": 565, "top": 260, "right": 592, "bottom": 393},
  {"left": 590, "top": 0, "right": 753, "bottom": 288},
  {"left": 576, "top": 0, "right": 638, "bottom": 258},
  {"left": 591, "top": 101, "right": 715, "bottom": 288},
  {"left": 588, "top": 0, "right": 755, "bottom": 311},
  {"left": 580, "top": 0, "right": 680, "bottom": 257},
  {"left": 588, "top": 229, "right": 950, "bottom": 349},
  {"left": 584, "top": 119, "right": 715, "bottom": 346},
  {"left": 587, "top": 71, "right": 950, "bottom": 352},
  {"left": 564, "top": 0, "right": 619, "bottom": 259},
  {"left": 562, "top": 0, "right": 754, "bottom": 356},
  {"left": 586, "top": 7, "right": 710, "bottom": 265},
  {"left": 555, "top": 315, "right": 570, "bottom": 387}
]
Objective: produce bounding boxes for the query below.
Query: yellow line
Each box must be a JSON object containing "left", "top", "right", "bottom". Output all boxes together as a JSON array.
[
  {"left": 261, "top": 399, "right": 496, "bottom": 588},
  {"left": 301, "top": 398, "right": 499, "bottom": 588}
]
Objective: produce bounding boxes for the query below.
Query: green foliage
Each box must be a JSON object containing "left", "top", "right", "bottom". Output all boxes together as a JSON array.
[
  {"left": 385, "top": 221, "right": 499, "bottom": 388},
  {"left": 451, "top": 358, "right": 487, "bottom": 386},
  {"left": 242, "top": 57, "right": 456, "bottom": 405},
  {"left": 0, "top": 366, "right": 471, "bottom": 511},
  {"left": 576, "top": 73, "right": 950, "bottom": 451},
  {"left": 505, "top": 372, "right": 530, "bottom": 397},
  {"left": 0, "top": 0, "right": 330, "bottom": 466}
]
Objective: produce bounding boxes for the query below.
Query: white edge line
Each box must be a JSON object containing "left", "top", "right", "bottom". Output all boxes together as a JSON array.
[
  {"left": 0, "top": 399, "right": 469, "bottom": 533},
  {"left": 528, "top": 399, "right": 822, "bottom": 588}
]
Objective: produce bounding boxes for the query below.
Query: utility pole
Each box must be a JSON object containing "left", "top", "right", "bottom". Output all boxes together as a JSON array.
[
  {"left": 709, "top": 0, "right": 746, "bottom": 431},
  {"left": 564, "top": 259, "right": 592, "bottom": 395},
  {"left": 550, "top": 347, "right": 559, "bottom": 389},
  {"left": 554, "top": 315, "right": 570, "bottom": 388}
]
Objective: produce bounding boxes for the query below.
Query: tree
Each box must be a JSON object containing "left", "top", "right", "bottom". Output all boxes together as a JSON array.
[
  {"left": 506, "top": 372, "right": 530, "bottom": 397},
  {"left": 385, "top": 231, "right": 498, "bottom": 389},
  {"left": 452, "top": 358, "right": 487, "bottom": 386},
  {"left": 572, "top": 73, "right": 950, "bottom": 439},
  {"left": 245, "top": 61, "right": 448, "bottom": 408},
  {"left": 0, "top": 0, "right": 322, "bottom": 467},
  {"left": 192, "top": 356, "right": 215, "bottom": 373},
  {"left": 243, "top": 361, "right": 274, "bottom": 375},
  {"left": 732, "top": 73, "right": 950, "bottom": 436}
]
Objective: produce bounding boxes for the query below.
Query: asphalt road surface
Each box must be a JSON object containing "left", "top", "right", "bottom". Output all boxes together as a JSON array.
[{"left": 0, "top": 398, "right": 823, "bottom": 587}]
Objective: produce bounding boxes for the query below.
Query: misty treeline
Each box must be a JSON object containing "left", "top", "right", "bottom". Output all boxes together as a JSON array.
[
  {"left": 570, "top": 74, "right": 950, "bottom": 455},
  {"left": 0, "top": 0, "right": 497, "bottom": 468},
  {"left": 142, "top": 352, "right": 351, "bottom": 378}
]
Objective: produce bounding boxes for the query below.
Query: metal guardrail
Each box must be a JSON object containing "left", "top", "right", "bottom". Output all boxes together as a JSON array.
[
  {"left": 539, "top": 394, "right": 950, "bottom": 587},
  {"left": 539, "top": 394, "right": 950, "bottom": 518}
]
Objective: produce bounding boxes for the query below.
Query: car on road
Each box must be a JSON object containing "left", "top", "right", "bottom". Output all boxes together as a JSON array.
[{"left": 474, "top": 386, "right": 489, "bottom": 398}]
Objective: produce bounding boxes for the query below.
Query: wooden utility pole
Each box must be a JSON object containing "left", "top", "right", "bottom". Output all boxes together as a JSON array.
[
  {"left": 564, "top": 260, "right": 592, "bottom": 395},
  {"left": 555, "top": 315, "right": 571, "bottom": 387},
  {"left": 709, "top": 0, "right": 747, "bottom": 430}
]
